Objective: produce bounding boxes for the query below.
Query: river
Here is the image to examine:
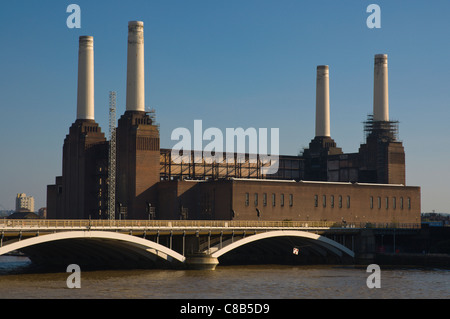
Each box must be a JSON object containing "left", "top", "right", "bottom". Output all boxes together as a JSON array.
[{"left": 0, "top": 256, "right": 448, "bottom": 299}]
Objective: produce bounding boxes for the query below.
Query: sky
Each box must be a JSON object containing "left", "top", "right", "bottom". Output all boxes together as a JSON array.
[{"left": 0, "top": 0, "right": 449, "bottom": 213}]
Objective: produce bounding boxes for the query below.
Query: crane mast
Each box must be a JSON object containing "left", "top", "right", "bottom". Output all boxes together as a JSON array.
[{"left": 108, "top": 91, "right": 117, "bottom": 220}]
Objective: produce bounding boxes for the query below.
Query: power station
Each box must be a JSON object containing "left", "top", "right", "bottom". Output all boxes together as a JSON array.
[{"left": 47, "top": 21, "right": 420, "bottom": 226}]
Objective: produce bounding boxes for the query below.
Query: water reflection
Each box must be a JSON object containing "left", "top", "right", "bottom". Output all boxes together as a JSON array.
[{"left": 0, "top": 256, "right": 448, "bottom": 299}]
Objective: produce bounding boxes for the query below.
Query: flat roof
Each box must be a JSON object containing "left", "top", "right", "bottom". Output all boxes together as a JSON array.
[
  {"left": 176, "top": 178, "right": 410, "bottom": 188},
  {"left": 230, "top": 178, "right": 406, "bottom": 187},
  {"left": 230, "top": 178, "right": 296, "bottom": 183}
]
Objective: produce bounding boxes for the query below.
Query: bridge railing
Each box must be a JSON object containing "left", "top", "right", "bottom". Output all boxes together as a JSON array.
[
  {"left": 0, "top": 219, "right": 331, "bottom": 229},
  {"left": 0, "top": 219, "right": 421, "bottom": 229}
]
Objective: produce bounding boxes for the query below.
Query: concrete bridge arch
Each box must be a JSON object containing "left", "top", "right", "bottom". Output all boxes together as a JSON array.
[
  {"left": 211, "top": 230, "right": 355, "bottom": 260},
  {"left": 0, "top": 231, "right": 186, "bottom": 268},
  {"left": 0, "top": 229, "right": 354, "bottom": 270}
]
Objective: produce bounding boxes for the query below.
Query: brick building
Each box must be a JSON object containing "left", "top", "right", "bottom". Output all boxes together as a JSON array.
[{"left": 47, "top": 23, "right": 420, "bottom": 226}]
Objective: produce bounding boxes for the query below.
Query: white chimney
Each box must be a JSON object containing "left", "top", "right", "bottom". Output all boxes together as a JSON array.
[
  {"left": 373, "top": 54, "right": 389, "bottom": 121},
  {"left": 76, "top": 36, "right": 95, "bottom": 120},
  {"left": 126, "top": 21, "right": 145, "bottom": 112},
  {"left": 315, "top": 65, "right": 331, "bottom": 137}
]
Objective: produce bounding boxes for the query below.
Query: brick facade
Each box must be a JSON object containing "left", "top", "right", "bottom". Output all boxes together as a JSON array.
[
  {"left": 158, "top": 179, "right": 420, "bottom": 225},
  {"left": 116, "top": 111, "right": 160, "bottom": 219}
]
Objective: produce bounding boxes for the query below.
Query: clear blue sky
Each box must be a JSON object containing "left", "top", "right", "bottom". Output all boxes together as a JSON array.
[{"left": 0, "top": 0, "right": 449, "bottom": 213}]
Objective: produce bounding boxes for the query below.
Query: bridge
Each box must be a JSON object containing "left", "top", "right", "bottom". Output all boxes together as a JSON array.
[{"left": 0, "top": 219, "right": 419, "bottom": 270}]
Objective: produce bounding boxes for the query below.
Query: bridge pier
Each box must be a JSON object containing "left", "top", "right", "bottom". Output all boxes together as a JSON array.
[
  {"left": 185, "top": 254, "right": 219, "bottom": 270},
  {"left": 354, "top": 229, "right": 377, "bottom": 264}
]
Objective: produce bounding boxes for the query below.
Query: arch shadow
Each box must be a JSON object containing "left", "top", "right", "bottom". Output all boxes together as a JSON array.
[
  {"left": 211, "top": 230, "right": 355, "bottom": 259},
  {"left": 0, "top": 231, "right": 186, "bottom": 268}
]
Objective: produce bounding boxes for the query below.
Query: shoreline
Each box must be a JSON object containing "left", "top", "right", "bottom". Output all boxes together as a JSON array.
[{"left": 374, "top": 252, "right": 450, "bottom": 268}]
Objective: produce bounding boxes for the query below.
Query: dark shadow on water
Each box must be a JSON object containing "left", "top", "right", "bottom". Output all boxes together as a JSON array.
[{"left": 2, "top": 255, "right": 449, "bottom": 276}]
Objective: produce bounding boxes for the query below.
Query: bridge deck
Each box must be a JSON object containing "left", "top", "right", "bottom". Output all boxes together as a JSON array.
[
  {"left": 0, "top": 219, "right": 420, "bottom": 232},
  {"left": 0, "top": 220, "right": 421, "bottom": 268}
]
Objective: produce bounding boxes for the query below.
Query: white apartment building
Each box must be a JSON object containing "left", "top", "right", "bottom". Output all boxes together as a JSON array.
[{"left": 16, "top": 193, "right": 35, "bottom": 212}]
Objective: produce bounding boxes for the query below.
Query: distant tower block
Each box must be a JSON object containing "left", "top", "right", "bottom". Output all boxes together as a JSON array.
[
  {"left": 126, "top": 21, "right": 145, "bottom": 112},
  {"left": 77, "top": 36, "right": 95, "bottom": 120},
  {"left": 373, "top": 54, "right": 389, "bottom": 122},
  {"left": 315, "top": 65, "right": 331, "bottom": 137}
]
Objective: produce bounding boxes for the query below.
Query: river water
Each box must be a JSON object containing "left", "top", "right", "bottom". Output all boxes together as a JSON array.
[{"left": 0, "top": 256, "right": 448, "bottom": 299}]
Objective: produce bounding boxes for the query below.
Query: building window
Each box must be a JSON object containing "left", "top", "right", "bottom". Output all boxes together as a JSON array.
[
  {"left": 289, "top": 194, "right": 293, "bottom": 207},
  {"left": 254, "top": 193, "right": 258, "bottom": 206},
  {"left": 385, "top": 197, "right": 389, "bottom": 209},
  {"left": 370, "top": 196, "right": 374, "bottom": 209},
  {"left": 314, "top": 195, "right": 318, "bottom": 207},
  {"left": 347, "top": 196, "right": 351, "bottom": 208},
  {"left": 272, "top": 193, "right": 276, "bottom": 206},
  {"left": 407, "top": 197, "right": 411, "bottom": 209},
  {"left": 245, "top": 193, "right": 249, "bottom": 206},
  {"left": 400, "top": 197, "right": 404, "bottom": 209},
  {"left": 280, "top": 194, "right": 285, "bottom": 207},
  {"left": 331, "top": 195, "right": 334, "bottom": 208},
  {"left": 393, "top": 197, "right": 396, "bottom": 209},
  {"left": 263, "top": 193, "right": 267, "bottom": 206},
  {"left": 323, "top": 195, "right": 326, "bottom": 208},
  {"left": 338, "top": 195, "right": 342, "bottom": 208},
  {"left": 378, "top": 196, "right": 381, "bottom": 209}
]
